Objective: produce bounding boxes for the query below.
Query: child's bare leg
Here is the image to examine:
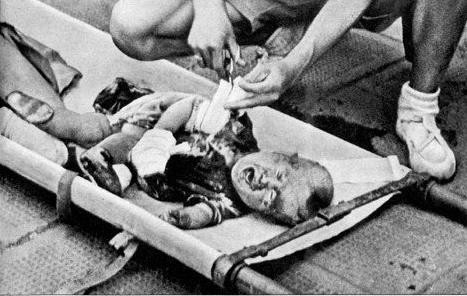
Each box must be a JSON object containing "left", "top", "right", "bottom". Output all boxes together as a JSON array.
[
  {"left": 80, "top": 127, "right": 144, "bottom": 195},
  {"left": 80, "top": 95, "right": 202, "bottom": 195},
  {"left": 154, "top": 96, "right": 202, "bottom": 132}
]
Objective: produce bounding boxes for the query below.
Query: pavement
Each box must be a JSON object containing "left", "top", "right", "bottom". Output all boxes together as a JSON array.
[{"left": 1, "top": 0, "right": 467, "bottom": 294}]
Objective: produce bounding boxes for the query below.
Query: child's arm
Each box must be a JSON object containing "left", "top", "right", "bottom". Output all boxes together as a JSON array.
[
  {"left": 131, "top": 96, "right": 205, "bottom": 182},
  {"left": 154, "top": 96, "right": 204, "bottom": 133}
]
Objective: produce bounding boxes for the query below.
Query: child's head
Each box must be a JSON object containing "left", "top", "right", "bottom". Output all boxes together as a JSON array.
[{"left": 231, "top": 152, "right": 334, "bottom": 225}]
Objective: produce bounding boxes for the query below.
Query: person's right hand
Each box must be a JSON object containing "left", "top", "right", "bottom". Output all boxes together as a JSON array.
[
  {"left": 187, "top": 4, "right": 241, "bottom": 77},
  {"left": 224, "top": 58, "right": 300, "bottom": 109}
]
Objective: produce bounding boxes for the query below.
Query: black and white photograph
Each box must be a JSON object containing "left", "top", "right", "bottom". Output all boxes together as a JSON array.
[{"left": 1, "top": 0, "right": 467, "bottom": 294}]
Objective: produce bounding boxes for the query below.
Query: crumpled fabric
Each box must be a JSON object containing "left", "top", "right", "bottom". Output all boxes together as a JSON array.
[
  {"left": 0, "top": 22, "right": 82, "bottom": 97},
  {"left": 93, "top": 77, "right": 153, "bottom": 115},
  {"left": 95, "top": 78, "right": 205, "bottom": 131},
  {"left": 0, "top": 22, "right": 84, "bottom": 164}
]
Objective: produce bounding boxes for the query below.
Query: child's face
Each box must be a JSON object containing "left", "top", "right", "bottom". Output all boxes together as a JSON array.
[{"left": 231, "top": 152, "right": 334, "bottom": 225}]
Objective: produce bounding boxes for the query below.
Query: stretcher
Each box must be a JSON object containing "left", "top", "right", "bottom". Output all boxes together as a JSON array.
[{"left": 1, "top": 0, "right": 466, "bottom": 294}]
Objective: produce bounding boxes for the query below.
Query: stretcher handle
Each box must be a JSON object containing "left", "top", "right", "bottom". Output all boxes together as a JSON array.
[
  {"left": 210, "top": 172, "right": 430, "bottom": 292},
  {"left": 417, "top": 180, "right": 467, "bottom": 224},
  {"left": 226, "top": 171, "right": 429, "bottom": 264},
  {"left": 223, "top": 171, "right": 467, "bottom": 277}
]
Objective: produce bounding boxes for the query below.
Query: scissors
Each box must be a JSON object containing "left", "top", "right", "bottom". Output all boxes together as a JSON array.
[{"left": 224, "top": 47, "right": 240, "bottom": 86}]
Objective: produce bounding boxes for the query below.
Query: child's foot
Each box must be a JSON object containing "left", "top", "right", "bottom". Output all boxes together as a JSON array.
[{"left": 79, "top": 147, "right": 122, "bottom": 195}]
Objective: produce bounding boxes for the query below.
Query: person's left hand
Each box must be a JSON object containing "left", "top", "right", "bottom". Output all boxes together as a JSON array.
[{"left": 224, "top": 58, "right": 300, "bottom": 109}]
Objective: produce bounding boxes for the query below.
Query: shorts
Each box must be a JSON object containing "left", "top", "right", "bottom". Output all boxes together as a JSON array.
[
  {"left": 227, "top": 0, "right": 322, "bottom": 32},
  {"left": 225, "top": 0, "right": 324, "bottom": 50},
  {"left": 226, "top": 0, "right": 401, "bottom": 43}
]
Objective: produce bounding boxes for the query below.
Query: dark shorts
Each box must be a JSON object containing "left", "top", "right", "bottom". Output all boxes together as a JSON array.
[
  {"left": 227, "top": 0, "right": 402, "bottom": 43},
  {"left": 227, "top": 0, "right": 323, "bottom": 32}
]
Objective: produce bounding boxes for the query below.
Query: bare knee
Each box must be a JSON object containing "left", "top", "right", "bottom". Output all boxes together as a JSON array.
[{"left": 110, "top": 0, "right": 165, "bottom": 60}]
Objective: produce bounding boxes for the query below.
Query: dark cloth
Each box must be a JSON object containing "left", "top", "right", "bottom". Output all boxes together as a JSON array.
[{"left": 93, "top": 77, "right": 153, "bottom": 115}]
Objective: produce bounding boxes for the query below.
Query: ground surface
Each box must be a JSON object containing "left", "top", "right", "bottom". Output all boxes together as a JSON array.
[{"left": 1, "top": 0, "right": 467, "bottom": 294}]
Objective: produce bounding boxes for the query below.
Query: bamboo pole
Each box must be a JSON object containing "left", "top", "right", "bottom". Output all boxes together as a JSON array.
[{"left": 0, "top": 135, "right": 291, "bottom": 294}]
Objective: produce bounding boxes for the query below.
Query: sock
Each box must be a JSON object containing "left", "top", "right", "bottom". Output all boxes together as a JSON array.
[{"left": 398, "top": 81, "right": 441, "bottom": 148}]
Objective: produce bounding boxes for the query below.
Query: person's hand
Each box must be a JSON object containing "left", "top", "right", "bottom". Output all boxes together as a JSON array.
[
  {"left": 224, "top": 58, "right": 300, "bottom": 109},
  {"left": 187, "top": 5, "right": 241, "bottom": 76}
]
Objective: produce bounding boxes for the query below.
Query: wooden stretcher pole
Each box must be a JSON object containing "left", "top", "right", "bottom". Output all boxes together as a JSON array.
[
  {"left": 0, "top": 135, "right": 291, "bottom": 294},
  {"left": 413, "top": 180, "right": 467, "bottom": 225}
]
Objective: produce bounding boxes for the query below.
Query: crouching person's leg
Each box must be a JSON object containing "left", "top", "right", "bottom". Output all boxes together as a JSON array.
[
  {"left": 109, "top": 0, "right": 193, "bottom": 60},
  {"left": 396, "top": 0, "right": 467, "bottom": 180},
  {"left": 0, "top": 36, "right": 113, "bottom": 147},
  {"left": 44, "top": 109, "right": 113, "bottom": 148}
]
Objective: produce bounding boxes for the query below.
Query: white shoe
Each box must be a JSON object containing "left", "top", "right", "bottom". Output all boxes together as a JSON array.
[{"left": 396, "top": 82, "right": 455, "bottom": 180}]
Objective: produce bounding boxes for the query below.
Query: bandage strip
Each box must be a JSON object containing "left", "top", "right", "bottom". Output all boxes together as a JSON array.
[
  {"left": 54, "top": 231, "right": 139, "bottom": 294},
  {"left": 131, "top": 128, "right": 176, "bottom": 177}
]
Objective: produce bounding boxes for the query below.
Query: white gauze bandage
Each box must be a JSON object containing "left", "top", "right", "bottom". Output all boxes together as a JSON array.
[
  {"left": 185, "top": 80, "right": 239, "bottom": 135},
  {"left": 130, "top": 128, "right": 176, "bottom": 177},
  {"left": 184, "top": 98, "right": 211, "bottom": 133},
  {"left": 185, "top": 78, "right": 253, "bottom": 134}
]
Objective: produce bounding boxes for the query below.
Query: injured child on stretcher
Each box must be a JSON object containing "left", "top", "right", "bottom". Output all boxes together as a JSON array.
[
  {"left": 0, "top": 22, "right": 333, "bottom": 230},
  {"left": 78, "top": 79, "right": 334, "bottom": 229}
]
